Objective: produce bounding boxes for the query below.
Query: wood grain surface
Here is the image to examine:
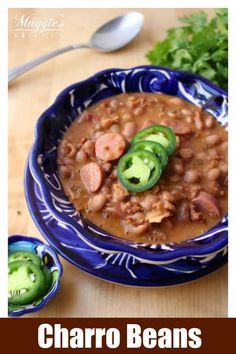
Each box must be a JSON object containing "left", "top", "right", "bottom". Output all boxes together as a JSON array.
[{"left": 8, "top": 8, "right": 227, "bottom": 318}]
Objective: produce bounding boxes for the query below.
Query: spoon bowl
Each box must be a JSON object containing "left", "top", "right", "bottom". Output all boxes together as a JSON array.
[{"left": 91, "top": 12, "right": 144, "bottom": 52}]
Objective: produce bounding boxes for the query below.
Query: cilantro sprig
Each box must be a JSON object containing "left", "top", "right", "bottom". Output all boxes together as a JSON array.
[{"left": 146, "top": 9, "right": 228, "bottom": 90}]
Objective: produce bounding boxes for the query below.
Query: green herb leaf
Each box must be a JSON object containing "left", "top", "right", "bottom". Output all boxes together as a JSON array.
[{"left": 146, "top": 9, "right": 228, "bottom": 90}]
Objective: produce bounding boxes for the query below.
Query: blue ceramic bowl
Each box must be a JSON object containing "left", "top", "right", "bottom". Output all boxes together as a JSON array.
[
  {"left": 8, "top": 235, "right": 63, "bottom": 317},
  {"left": 28, "top": 66, "right": 228, "bottom": 279}
]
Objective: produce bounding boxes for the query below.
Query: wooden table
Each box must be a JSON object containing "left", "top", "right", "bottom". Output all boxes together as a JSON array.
[{"left": 8, "top": 8, "right": 227, "bottom": 317}]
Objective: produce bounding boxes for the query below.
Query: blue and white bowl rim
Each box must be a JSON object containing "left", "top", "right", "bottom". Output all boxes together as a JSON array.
[{"left": 29, "top": 65, "right": 228, "bottom": 262}]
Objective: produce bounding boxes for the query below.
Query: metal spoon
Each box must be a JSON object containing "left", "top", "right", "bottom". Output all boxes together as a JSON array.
[{"left": 8, "top": 12, "right": 144, "bottom": 83}]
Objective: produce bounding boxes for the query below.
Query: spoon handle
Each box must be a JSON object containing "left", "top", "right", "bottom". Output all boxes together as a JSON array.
[{"left": 8, "top": 43, "right": 90, "bottom": 83}]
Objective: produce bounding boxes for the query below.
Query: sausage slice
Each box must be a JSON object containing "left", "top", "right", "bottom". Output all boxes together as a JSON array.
[
  {"left": 95, "top": 133, "right": 126, "bottom": 161},
  {"left": 80, "top": 162, "right": 104, "bottom": 193}
]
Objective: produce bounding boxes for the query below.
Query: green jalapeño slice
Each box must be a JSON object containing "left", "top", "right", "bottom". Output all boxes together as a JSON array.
[
  {"left": 117, "top": 150, "right": 162, "bottom": 192},
  {"left": 131, "top": 124, "right": 176, "bottom": 156},
  {"left": 129, "top": 140, "right": 169, "bottom": 169},
  {"left": 8, "top": 260, "right": 45, "bottom": 305},
  {"left": 8, "top": 250, "right": 42, "bottom": 268}
]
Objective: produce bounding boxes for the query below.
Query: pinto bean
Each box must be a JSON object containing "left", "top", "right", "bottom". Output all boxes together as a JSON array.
[
  {"left": 100, "top": 185, "right": 111, "bottom": 196},
  {"left": 130, "top": 195, "right": 140, "bottom": 204},
  {"left": 88, "top": 194, "right": 107, "bottom": 212},
  {"left": 170, "top": 186, "right": 186, "bottom": 201},
  {"left": 112, "top": 183, "right": 129, "bottom": 203},
  {"left": 122, "top": 121, "right": 136, "bottom": 139},
  {"left": 61, "top": 157, "right": 75, "bottom": 166},
  {"left": 94, "top": 131, "right": 104, "bottom": 139},
  {"left": 95, "top": 133, "right": 126, "bottom": 161},
  {"left": 108, "top": 99, "right": 119, "bottom": 109},
  {"left": 121, "top": 112, "right": 132, "bottom": 121},
  {"left": 196, "top": 152, "right": 206, "bottom": 161},
  {"left": 205, "top": 134, "right": 221, "bottom": 147},
  {"left": 125, "top": 223, "right": 148, "bottom": 235},
  {"left": 80, "top": 162, "right": 104, "bottom": 193},
  {"left": 167, "top": 111, "right": 177, "bottom": 119},
  {"left": 140, "top": 194, "right": 159, "bottom": 211},
  {"left": 169, "top": 97, "right": 182, "bottom": 106},
  {"left": 194, "top": 111, "right": 203, "bottom": 130},
  {"left": 101, "top": 118, "right": 116, "bottom": 129},
  {"left": 173, "top": 163, "right": 184, "bottom": 175},
  {"left": 205, "top": 117, "right": 215, "bottom": 128},
  {"left": 76, "top": 150, "right": 88, "bottom": 164},
  {"left": 207, "top": 149, "right": 219, "bottom": 160},
  {"left": 58, "top": 140, "right": 76, "bottom": 158},
  {"left": 186, "top": 116, "right": 193, "bottom": 124},
  {"left": 181, "top": 108, "right": 193, "bottom": 117},
  {"left": 82, "top": 140, "right": 95, "bottom": 156},
  {"left": 221, "top": 141, "right": 228, "bottom": 151},
  {"left": 219, "top": 162, "right": 228, "bottom": 175},
  {"left": 134, "top": 106, "right": 144, "bottom": 116},
  {"left": 169, "top": 175, "right": 181, "bottom": 183},
  {"left": 102, "top": 162, "right": 112, "bottom": 173},
  {"left": 58, "top": 165, "right": 71, "bottom": 179},
  {"left": 179, "top": 148, "right": 193, "bottom": 159},
  {"left": 110, "top": 124, "right": 120, "bottom": 133},
  {"left": 184, "top": 169, "right": 200, "bottom": 183},
  {"left": 207, "top": 168, "right": 221, "bottom": 181}
]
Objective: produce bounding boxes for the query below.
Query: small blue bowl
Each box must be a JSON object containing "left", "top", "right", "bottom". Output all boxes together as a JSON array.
[
  {"left": 8, "top": 235, "right": 63, "bottom": 317},
  {"left": 27, "top": 66, "right": 228, "bottom": 285}
]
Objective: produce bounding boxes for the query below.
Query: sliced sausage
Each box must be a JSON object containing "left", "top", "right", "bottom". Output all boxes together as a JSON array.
[
  {"left": 80, "top": 162, "right": 104, "bottom": 193},
  {"left": 192, "top": 191, "right": 220, "bottom": 217},
  {"left": 95, "top": 133, "right": 126, "bottom": 161},
  {"left": 161, "top": 118, "right": 192, "bottom": 135}
]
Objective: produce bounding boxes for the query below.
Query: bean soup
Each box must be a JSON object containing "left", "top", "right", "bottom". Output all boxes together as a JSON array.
[{"left": 57, "top": 93, "right": 228, "bottom": 244}]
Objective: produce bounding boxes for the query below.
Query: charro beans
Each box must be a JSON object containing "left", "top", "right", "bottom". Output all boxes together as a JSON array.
[{"left": 58, "top": 92, "right": 227, "bottom": 245}]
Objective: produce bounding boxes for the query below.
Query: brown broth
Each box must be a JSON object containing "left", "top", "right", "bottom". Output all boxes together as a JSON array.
[{"left": 57, "top": 93, "right": 228, "bottom": 244}]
